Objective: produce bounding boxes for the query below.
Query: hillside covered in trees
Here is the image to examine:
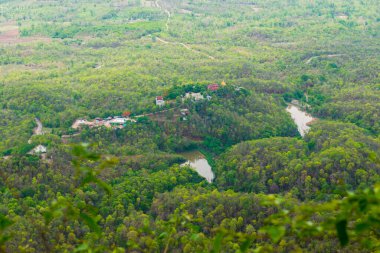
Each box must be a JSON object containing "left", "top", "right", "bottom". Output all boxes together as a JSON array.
[{"left": 0, "top": 0, "right": 379, "bottom": 252}]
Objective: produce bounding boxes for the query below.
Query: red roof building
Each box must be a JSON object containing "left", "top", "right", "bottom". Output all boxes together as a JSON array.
[
  {"left": 122, "top": 111, "right": 131, "bottom": 117},
  {"left": 208, "top": 84, "right": 219, "bottom": 91},
  {"left": 156, "top": 96, "right": 165, "bottom": 106}
]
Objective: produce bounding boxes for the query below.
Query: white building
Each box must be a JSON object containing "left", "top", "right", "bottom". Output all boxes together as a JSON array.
[
  {"left": 109, "top": 118, "right": 127, "bottom": 125},
  {"left": 29, "top": 145, "right": 47, "bottom": 155},
  {"left": 72, "top": 119, "right": 93, "bottom": 129},
  {"left": 184, "top": 92, "right": 204, "bottom": 101},
  {"left": 156, "top": 96, "right": 165, "bottom": 106}
]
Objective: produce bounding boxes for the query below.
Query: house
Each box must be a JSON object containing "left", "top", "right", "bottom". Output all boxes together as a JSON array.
[
  {"left": 156, "top": 96, "right": 165, "bottom": 106},
  {"left": 180, "top": 109, "right": 190, "bottom": 116},
  {"left": 109, "top": 118, "right": 128, "bottom": 126},
  {"left": 184, "top": 92, "right": 204, "bottom": 101},
  {"left": 35, "top": 145, "right": 47, "bottom": 153},
  {"left": 94, "top": 118, "right": 105, "bottom": 126},
  {"left": 28, "top": 145, "right": 47, "bottom": 155},
  {"left": 72, "top": 119, "right": 93, "bottom": 129},
  {"left": 95, "top": 118, "right": 103, "bottom": 123},
  {"left": 122, "top": 111, "right": 131, "bottom": 118},
  {"left": 77, "top": 119, "right": 87, "bottom": 124},
  {"left": 208, "top": 84, "right": 219, "bottom": 91}
]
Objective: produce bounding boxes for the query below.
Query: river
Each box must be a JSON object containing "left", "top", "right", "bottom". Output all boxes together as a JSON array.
[
  {"left": 286, "top": 104, "right": 315, "bottom": 137},
  {"left": 180, "top": 150, "right": 214, "bottom": 183}
]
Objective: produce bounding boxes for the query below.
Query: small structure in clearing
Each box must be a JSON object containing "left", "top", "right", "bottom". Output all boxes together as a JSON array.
[
  {"left": 72, "top": 119, "right": 94, "bottom": 129},
  {"left": 336, "top": 13, "right": 348, "bottom": 20},
  {"left": 234, "top": 86, "right": 245, "bottom": 91},
  {"left": 180, "top": 109, "right": 190, "bottom": 116},
  {"left": 208, "top": 84, "right": 219, "bottom": 91},
  {"left": 122, "top": 111, "right": 132, "bottom": 117},
  {"left": 71, "top": 115, "right": 136, "bottom": 130},
  {"left": 180, "top": 109, "right": 190, "bottom": 121},
  {"left": 28, "top": 145, "right": 47, "bottom": 155},
  {"left": 184, "top": 92, "right": 204, "bottom": 101},
  {"left": 156, "top": 96, "right": 165, "bottom": 106},
  {"left": 109, "top": 118, "right": 128, "bottom": 127}
]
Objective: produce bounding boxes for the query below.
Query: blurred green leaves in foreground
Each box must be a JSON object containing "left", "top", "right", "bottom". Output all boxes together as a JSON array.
[
  {"left": 1, "top": 145, "right": 380, "bottom": 252},
  {"left": 260, "top": 184, "right": 380, "bottom": 251}
]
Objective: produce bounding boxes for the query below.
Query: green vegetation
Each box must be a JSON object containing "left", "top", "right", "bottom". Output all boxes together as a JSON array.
[
  {"left": 215, "top": 122, "right": 380, "bottom": 199},
  {"left": 0, "top": 0, "right": 379, "bottom": 252}
]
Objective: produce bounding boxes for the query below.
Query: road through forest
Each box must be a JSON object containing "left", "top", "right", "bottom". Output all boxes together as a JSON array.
[{"left": 153, "top": 0, "right": 216, "bottom": 60}]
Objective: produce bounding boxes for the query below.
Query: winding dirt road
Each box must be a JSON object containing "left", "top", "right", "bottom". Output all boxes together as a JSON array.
[
  {"left": 306, "top": 54, "right": 344, "bottom": 64},
  {"left": 153, "top": 0, "right": 215, "bottom": 60},
  {"left": 33, "top": 118, "right": 43, "bottom": 135},
  {"left": 28, "top": 118, "right": 43, "bottom": 144},
  {"left": 155, "top": 0, "right": 171, "bottom": 31},
  {"left": 155, "top": 37, "right": 216, "bottom": 60}
]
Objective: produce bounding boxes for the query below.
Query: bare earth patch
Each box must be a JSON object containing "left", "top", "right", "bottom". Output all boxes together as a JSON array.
[
  {"left": 336, "top": 14, "right": 348, "bottom": 20},
  {"left": 0, "top": 22, "right": 51, "bottom": 45},
  {"left": 251, "top": 6, "right": 261, "bottom": 12},
  {"left": 178, "top": 9, "right": 192, "bottom": 14}
]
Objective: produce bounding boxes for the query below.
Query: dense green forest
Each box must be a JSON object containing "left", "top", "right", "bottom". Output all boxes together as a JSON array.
[{"left": 0, "top": 0, "right": 379, "bottom": 252}]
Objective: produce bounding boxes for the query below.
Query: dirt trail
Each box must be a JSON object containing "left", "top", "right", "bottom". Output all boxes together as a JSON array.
[
  {"left": 304, "top": 92, "right": 309, "bottom": 103},
  {"left": 164, "top": 10, "right": 171, "bottom": 31},
  {"left": 155, "top": 0, "right": 170, "bottom": 31},
  {"left": 156, "top": 37, "right": 215, "bottom": 60},
  {"left": 306, "top": 54, "right": 345, "bottom": 64},
  {"left": 135, "top": 107, "right": 178, "bottom": 118},
  {"left": 28, "top": 118, "right": 43, "bottom": 144},
  {"left": 33, "top": 118, "right": 43, "bottom": 135},
  {"left": 153, "top": 0, "right": 215, "bottom": 60},
  {"left": 305, "top": 56, "right": 318, "bottom": 64}
]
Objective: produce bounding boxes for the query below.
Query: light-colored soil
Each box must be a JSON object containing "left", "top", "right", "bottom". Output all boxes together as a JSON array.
[
  {"left": 251, "top": 6, "right": 261, "bottom": 12},
  {"left": 337, "top": 14, "right": 348, "bottom": 20},
  {"left": 178, "top": 9, "right": 192, "bottom": 14},
  {"left": 142, "top": 0, "right": 156, "bottom": 7},
  {"left": 155, "top": 36, "right": 215, "bottom": 60},
  {"left": 33, "top": 118, "right": 43, "bottom": 135},
  {"left": 306, "top": 54, "right": 345, "bottom": 64},
  {"left": 0, "top": 23, "right": 51, "bottom": 44},
  {"left": 152, "top": 0, "right": 215, "bottom": 60},
  {"left": 155, "top": 0, "right": 171, "bottom": 31}
]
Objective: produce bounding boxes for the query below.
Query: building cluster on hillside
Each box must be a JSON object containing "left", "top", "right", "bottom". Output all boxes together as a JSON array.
[
  {"left": 72, "top": 115, "right": 136, "bottom": 130},
  {"left": 156, "top": 83, "right": 222, "bottom": 105},
  {"left": 73, "top": 82, "right": 225, "bottom": 130},
  {"left": 183, "top": 83, "right": 220, "bottom": 102}
]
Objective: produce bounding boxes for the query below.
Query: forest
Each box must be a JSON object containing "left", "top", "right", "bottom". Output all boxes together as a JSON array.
[{"left": 0, "top": 0, "right": 379, "bottom": 252}]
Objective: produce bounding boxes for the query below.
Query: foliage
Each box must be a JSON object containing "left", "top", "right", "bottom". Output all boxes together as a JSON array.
[
  {"left": 215, "top": 122, "right": 380, "bottom": 199},
  {"left": 0, "top": 0, "right": 379, "bottom": 251}
]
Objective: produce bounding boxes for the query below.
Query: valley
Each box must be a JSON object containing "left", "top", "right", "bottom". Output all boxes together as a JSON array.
[{"left": 0, "top": 0, "right": 379, "bottom": 252}]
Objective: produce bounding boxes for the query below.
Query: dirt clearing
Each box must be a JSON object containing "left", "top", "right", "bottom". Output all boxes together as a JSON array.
[{"left": 0, "top": 22, "right": 51, "bottom": 45}]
